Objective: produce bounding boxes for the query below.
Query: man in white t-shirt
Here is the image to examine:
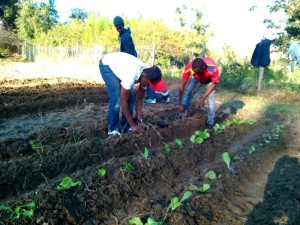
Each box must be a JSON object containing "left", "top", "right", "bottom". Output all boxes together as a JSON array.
[{"left": 99, "top": 52, "right": 162, "bottom": 136}]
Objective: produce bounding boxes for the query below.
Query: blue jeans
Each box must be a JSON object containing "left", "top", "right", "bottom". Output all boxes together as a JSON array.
[
  {"left": 146, "top": 87, "right": 169, "bottom": 102},
  {"left": 99, "top": 62, "right": 134, "bottom": 132},
  {"left": 182, "top": 77, "right": 215, "bottom": 125}
]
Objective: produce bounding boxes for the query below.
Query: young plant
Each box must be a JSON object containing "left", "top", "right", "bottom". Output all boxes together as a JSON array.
[
  {"left": 0, "top": 202, "right": 36, "bottom": 219},
  {"left": 175, "top": 138, "right": 183, "bottom": 148},
  {"left": 29, "top": 140, "right": 45, "bottom": 158},
  {"left": 213, "top": 123, "right": 226, "bottom": 133},
  {"left": 188, "top": 183, "right": 211, "bottom": 192},
  {"left": 190, "top": 134, "right": 203, "bottom": 144},
  {"left": 225, "top": 120, "right": 233, "bottom": 126},
  {"left": 232, "top": 118, "right": 243, "bottom": 125},
  {"left": 163, "top": 143, "right": 171, "bottom": 155},
  {"left": 128, "top": 217, "right": 162, "bottom": 225},
  {"left": 96, "top": 168, "right": 106, "bottom": 177},
  {"left": 195, "top": 129, "right": 210, "bottom": 139},
  {"left": 56, "top": 177, "right": 81, "bottom": 190},
  {"left": 222, "top": 152, "right": 238, "bottom": 174},
  {"left": 122, "top": 162, "right": 135, "bottom": 171},
  {"left": 244, "top": 118, "right": 257, "bottom": 125},
  {"left": 141, "top": 147, "right": 150, "bottom": 160},
  {"left": 204, "top": 170, "right": 217, "bottom": 180},
  {"left": 170, "top": 191, "right": 192, "bottom": 211},
  {"left": 271, "top": 124, "right": 285, "bottom": 133},
  {"left": 249, "top": 145, "right": 256, "bottom": 154}
]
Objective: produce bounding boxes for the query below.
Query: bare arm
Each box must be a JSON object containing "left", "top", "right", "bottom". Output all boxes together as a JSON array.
[
  {"left": 135, "top": 86, "right": 145, "bottom": 120},
  {"left": 120, "top": 87, "right": 135, "bottom": 127},
  {"left": 178, "top": 79, "right": 188, "bottom": 112}
]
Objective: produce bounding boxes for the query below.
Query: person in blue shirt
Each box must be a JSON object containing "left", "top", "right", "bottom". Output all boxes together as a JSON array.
[{"left": 113, "top": 16, "right": 138, "bottom": 57}]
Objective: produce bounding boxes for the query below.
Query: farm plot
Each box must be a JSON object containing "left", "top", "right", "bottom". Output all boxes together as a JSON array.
[{"left": 0, "top": 77, "right": 299, "bottom": 225}]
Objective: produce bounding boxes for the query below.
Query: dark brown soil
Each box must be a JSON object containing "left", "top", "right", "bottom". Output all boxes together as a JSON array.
[{"left": 0, "top": 77, "right": 299, "bottom": 225}]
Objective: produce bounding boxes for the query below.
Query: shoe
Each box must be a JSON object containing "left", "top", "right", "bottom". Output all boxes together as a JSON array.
[
  {"left": 144, "top": 99, "right": 156, "bottom": 103},
  {"left": 166, "top": 97, "right": 170, "bottom": 103},
  {"left": 108, "top": 130, "right": 121, "bottom": 136},
  {"left": 175, "top": 111, "right": 188, "bottom": 120}
]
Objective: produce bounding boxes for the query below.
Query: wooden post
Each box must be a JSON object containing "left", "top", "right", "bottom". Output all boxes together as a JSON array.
[
  {"left": 257, "top": 66, "right": 264, "bottom": 94},
  {"left": 151, "top": 42, "right": 155, "bottom": 66}
]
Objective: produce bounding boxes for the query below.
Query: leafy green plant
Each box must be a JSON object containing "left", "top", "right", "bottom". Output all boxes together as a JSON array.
[
  {"left": 222, "top": 152, "right": 231, "bottom": 169},
  {"left": 128, "top": 216, "right": 162, "bottom": 225},
  {"left": 175, "top": 138, "right": 183, "bottom": 148},
  {"left": 190, "top": 129, "right": 209, "bottom": 144},
  {"left": 141, "top": 147, "right": 150, "bottom": 160},
  {"left": 96, "top": 168, "right": 106, "bottom": 177},
  {"left": 122, "top": 162, "right": 135, "bottom": 171},
  {"left": 29, "top": 140, "right": 47, "bottom": 158},
  {"left": 232, "top": 118, "right": 243, "bottom": 125},
  {"left": 225, "top": 120, "right": 233, "bottom": 126},
  {"left": 56, "top": 177, "right": 81, "bottom": 190},
  {"left": 213, "top": 123, "right": 226, "bottom": 133},
  {"left": 271, "top": 124, "right": 285, "bottom": 133},
  {"left": 188, "top": 183, "right": 211, "bottom": 192},
  {"left": 163, "top": 143, "right": 171, "bottom": 154},
  {"left": 170, "top": 191, "right": 192, "bottom": 211},
  {"left": 0, "top": 202, "right": 36, "bottom": 219},
  {"left": 249, "top": 145, "right": 256, "bottom": 154},
  {"left": 244, "top": 118, "right": 257, "bottom": 125},
  {"left": 204, "top": 170, "right": 217, "bottom": 180}
]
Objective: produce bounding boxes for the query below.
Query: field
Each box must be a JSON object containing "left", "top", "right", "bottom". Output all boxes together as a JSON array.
[{"left": 0, "top": 61, "right": 300, "bottom": 225}]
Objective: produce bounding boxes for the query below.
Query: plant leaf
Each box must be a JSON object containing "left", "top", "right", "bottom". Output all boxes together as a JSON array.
[
  {"left": 180, "top": 191, "right": 192, "bottom": 202},
  {"left": 171, "top": 197, "right": 181, "bottom": 210},
  {"left": 222, "top": 152, "right": 231, "bottom": 169},
  {"left": 128, "top": 216, "right": 143, "bottom": 225},
  {"left": 202, "top": 183, "right": 211, "bottom": 192},
  {"left": 204, "top": 170, "right": 217, "bottom": 180},
  {"left": 97, "top": 168, "right": 106, "bottom": 177}
]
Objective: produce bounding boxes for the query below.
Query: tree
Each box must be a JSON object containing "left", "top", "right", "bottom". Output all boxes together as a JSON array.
[
  {"left": 70, "top": 8, "right": 88, "bottom": 22},
  {"left": 15, "top": 0, "right": 59, "bottom": 41},
  {"left": 0, "top": 0, "right": 19, "bottom": 29}
]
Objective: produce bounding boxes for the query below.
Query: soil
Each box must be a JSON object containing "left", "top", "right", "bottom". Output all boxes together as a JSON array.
[{"left": 0, "top": 69, "right": 300, "bottom": 225}]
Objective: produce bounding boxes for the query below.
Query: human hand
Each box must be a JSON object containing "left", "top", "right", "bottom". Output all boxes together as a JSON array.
[
  {"left": 198, "top": 97, "right": 205, "bottom": 108},
  {"left": 131, "top": 124, "right": 143, "bottom": 134}
]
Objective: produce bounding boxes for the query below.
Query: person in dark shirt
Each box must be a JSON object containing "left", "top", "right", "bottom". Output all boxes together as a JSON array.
[{"left": 113, "top": 16, "right": 138, "bottom": 57}]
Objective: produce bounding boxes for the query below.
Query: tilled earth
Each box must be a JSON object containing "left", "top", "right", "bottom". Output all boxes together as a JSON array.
[{"left": 0, "top": 77, "right": 299, "bottom": 225}]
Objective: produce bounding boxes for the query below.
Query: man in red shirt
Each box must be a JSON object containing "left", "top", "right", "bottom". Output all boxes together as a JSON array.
[
  {"left": 178, "top": 57, "right": 220, "bottom": 128},
  {"left": 144, "top": 79, "right": 170, "bottom": 103}
]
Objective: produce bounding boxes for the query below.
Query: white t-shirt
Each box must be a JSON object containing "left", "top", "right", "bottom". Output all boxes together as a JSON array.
[{"left": 101, "top": 52, "right": 149, "bottom": 90}]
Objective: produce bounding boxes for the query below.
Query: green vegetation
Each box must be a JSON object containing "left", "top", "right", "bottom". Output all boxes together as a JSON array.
[
  {"left": 0, "top": 202, "right": 35, "bottom": 219},
  {"left": 96, "top": 168, "right": 106, "bottom": 177},
  {"left": 141, "top": 147, "right": 150, "bottom": 160},
  {"left": 175, "top": 138, "right": 184, "bottom": 148},
  {"left": 163, "top": 143, "right": 171, "bottom": 155},
  {"left": 170, "top": 191, "right": 192, "bottom": 211},
  {"left": 122, "top": 162, "right": 135, "bottom": 171},
  {"left": 56, "top": 177, "right": 82, "bottom": 190},
  {"left": 188, "top": 183, "right": 211, "bottom": 192}
]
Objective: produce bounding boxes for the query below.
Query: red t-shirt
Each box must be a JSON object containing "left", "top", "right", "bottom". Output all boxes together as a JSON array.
[
  {"left": 149, "top": 79, "right": 168, "bottom": 92},
  {"left": 181, "top": 57, "right": 220, "bottom": 84}
]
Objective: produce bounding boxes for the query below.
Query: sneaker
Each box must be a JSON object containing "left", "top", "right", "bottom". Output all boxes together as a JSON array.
[
  {"left": 166, "top": 97, "right": 170, "bottom": 103},
  {"left": 108, "top": 130, "right": 121, "bottom": 136},
  {"left": 144, "top": 98, "right": 156, "bottom": 103}
]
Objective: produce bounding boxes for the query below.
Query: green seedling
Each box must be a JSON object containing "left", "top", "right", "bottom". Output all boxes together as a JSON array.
[
  {"left": 128, "top": 217, "right": 162, "bottom": 225},
  {"left": 175, "top": 138, "right": 183, "bottom": 148},
  {"left": 188, "top": 183, "right": 211, "bottom": 192},
  {"left": 271, "top": 124, "right": 285, "bottom": 133},
  {"left": 213, "top": 123, "right": 226, "bottom": 133},
  {"left": 96, "top": 168, "right": 106, "bottom": 177},
  {"left": 232, "top": 118, "right": 243, "bottom": 125},
  {"left": 170, "top": 191, "right": 192, "bottom": 211},
  {"left": 163, "top": 143, "right": 171, "bottom": 154},
  {"left": 244, "top": 118, "right": 257, "bottom": 125},
  {"left": 128, "top": 217, "right": 143, "bottom": 225},
  {"left": 225, "top": 120, "right": 233, "bottom": 126},
  {"left": 29, "top": 140, "right": 45, "bottom": 158},
  {"left": 190, "top": 129, "right": 209, "bottom": 144},
  {"left": 249, "top": 145, "right": 256, "bottom": 154},
  {"left": 141, "top": 147, "right": 150, "bottom": 160},
  {"left": 56, "top": 177, "right": 81, "bottom": 190},
  {"left": 122, "top": 162, "right": 135, "bottom": 171},
  {"left": 222, "top": 152, "right": 231, "bottom": 170},
  {"left": 0, "top": 202, "right": 35, "bottom": 219},
  {"left": 204, "top": 170, "right": 217, "bottom": 180}
]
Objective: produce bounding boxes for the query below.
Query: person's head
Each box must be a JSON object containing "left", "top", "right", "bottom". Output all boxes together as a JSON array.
[
  {"left": 113, "top": 16, "right": 125, "bottom": 34},
  {"left": 192, "top": 58, "right": 206, "bottom": 75},
  {"left": 140, "top": 65, "right": 162, "bottom": 89}
]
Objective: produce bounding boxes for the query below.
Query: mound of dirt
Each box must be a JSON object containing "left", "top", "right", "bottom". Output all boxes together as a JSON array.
[{"left": 0, "top": 78, "right": 299, "bottom": 225}]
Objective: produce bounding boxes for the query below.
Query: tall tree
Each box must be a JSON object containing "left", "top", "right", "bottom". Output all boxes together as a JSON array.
[
  {"left": 70, "top": 8, "right": 88, "bottom": 22},
  {"left": 15, "top": 0, "right": 59, "bottom": 41},
  {"left": 0, "top": 0, "right": 19, "bottom": 29}
]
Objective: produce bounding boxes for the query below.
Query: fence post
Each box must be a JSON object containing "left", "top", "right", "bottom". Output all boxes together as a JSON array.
[{"left": 257, "top": 66, "right": 264, "bottom": 94}]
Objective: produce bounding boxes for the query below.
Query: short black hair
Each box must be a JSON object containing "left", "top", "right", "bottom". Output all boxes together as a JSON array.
[{"left": 192, "top": 58, "right": 205, "bottom": 70}]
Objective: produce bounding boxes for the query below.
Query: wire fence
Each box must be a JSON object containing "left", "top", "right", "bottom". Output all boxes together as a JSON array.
[{"left": 20, "top": 43, "right": 155, "bottom": 65}]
